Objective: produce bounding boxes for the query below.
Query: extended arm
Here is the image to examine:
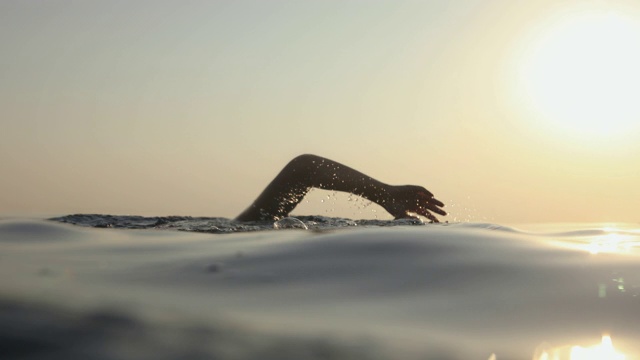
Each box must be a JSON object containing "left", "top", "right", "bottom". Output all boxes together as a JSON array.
[{"left": 235, "top": 154, "right": 446, "bottom": 222}]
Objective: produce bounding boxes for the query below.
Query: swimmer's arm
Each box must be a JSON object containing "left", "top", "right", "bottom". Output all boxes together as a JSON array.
[{"left": 235, "top": 154, "right": 446, "bottom": 222}]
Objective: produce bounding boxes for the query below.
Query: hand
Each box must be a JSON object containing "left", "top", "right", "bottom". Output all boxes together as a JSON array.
[{"left": 383, "top": 185, "right": 446, "bottom": 223}]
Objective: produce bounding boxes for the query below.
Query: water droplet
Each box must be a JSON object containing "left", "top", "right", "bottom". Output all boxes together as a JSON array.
[{"left": 273, "top": 217, "right": 308, "bottom": 230}]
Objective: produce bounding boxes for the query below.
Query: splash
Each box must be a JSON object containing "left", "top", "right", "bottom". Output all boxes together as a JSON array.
[{"left": 273, "top": 217, "right": 308, "bottom": 230}]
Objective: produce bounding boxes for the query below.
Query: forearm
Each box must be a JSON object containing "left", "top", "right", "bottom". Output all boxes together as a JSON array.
[
  {"left": 235, "top": 154, "right": 391, "bottom": 221},
  {"left": 304, "top": 155, "right": 391, "bottom": 205}
]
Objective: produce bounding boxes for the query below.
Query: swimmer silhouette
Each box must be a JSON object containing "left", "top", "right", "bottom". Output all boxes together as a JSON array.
[{"left": 236, "top": 154, "right": 446, "bottom": 222}]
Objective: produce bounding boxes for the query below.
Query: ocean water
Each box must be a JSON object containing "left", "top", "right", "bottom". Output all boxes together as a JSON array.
[
  {"left": 49, "top": 213, "right": 429, "bottom": 232},
  {"left": 1, "top": 215, "right": 640, "bottom": 359}
]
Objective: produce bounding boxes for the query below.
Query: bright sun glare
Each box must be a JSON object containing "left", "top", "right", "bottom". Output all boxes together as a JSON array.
[
  {"left": 518, "top": 10, "right": 640, "bottom": 140},
  {"left": 569, "top": 335, "right": 626, "bottom": 360},
  {"left": 533, "top": 335, "right": 627, "bottom": 360}
]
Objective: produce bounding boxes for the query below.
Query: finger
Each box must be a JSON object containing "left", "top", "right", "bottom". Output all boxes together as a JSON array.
[
  {"left": 424, "top": 201, "right": 447, "bottom": 216},
  {"left": 415, "top": 207, "right": 439, "bottom": 222},
  {"left": 417, "top": 192, "right": 444, "bottom": 208},
  {"left": 430, "top": 197, "right": 444, "bottom": 207},
  {"left": 424, "top": 211, "right": 439, "bottom": 223}
]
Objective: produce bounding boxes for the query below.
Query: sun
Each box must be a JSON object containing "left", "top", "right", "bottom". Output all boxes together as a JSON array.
[{"left": 516, "top": 9, "right": 640, "bottom": 140}]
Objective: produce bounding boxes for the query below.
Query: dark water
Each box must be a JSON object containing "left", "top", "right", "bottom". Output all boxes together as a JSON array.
[
  {"left": 50, "top": 214, "right": 431, "bottom": 233},
  {"left": 0, "top": 299, "right": 384, "bottom": 360}
]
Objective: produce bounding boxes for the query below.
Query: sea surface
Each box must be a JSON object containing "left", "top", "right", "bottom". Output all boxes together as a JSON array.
[
  {"left": 50, "top": 213, "right": 430, "bottom": 232},
  {"left": 1, "top": 215, "right": 640, "bottom": 359}
]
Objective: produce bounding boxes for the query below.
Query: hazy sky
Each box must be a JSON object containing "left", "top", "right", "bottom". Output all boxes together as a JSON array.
[{"left": 2, "top": 0, "right": 640, "bottom": 223}]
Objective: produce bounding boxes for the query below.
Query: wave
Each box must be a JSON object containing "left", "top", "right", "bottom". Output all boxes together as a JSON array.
[{"left": 3, "top": 216, "right": 640, "bottom": 358}]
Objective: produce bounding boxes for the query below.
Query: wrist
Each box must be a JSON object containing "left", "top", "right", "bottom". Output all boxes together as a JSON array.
[{"left": 375, "top": 183, "right": 394, "bottom": 210}]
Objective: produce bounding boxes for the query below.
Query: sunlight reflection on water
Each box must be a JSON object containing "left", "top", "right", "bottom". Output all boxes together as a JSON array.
[
  {"left": 503, "top": 224, "right": 640, "bottom": 360},
  {"left": 537, "top": 225, "right": 640, "bottom": 256},
  {"left": 529, "top": 335, "right": 627, "bottom": 360},
  {"left": 583, "top": 232, "right": 638, "bottom": 255}
]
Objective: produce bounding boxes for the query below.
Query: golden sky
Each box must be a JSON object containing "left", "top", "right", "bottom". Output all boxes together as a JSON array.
[{"left": 1, "top": 0, "right": 639, "bottom": 223}]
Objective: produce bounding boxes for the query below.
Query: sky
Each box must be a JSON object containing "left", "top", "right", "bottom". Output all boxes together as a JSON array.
[{"left": 1, "top": 0, "right": 640, "bottom": 223}]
